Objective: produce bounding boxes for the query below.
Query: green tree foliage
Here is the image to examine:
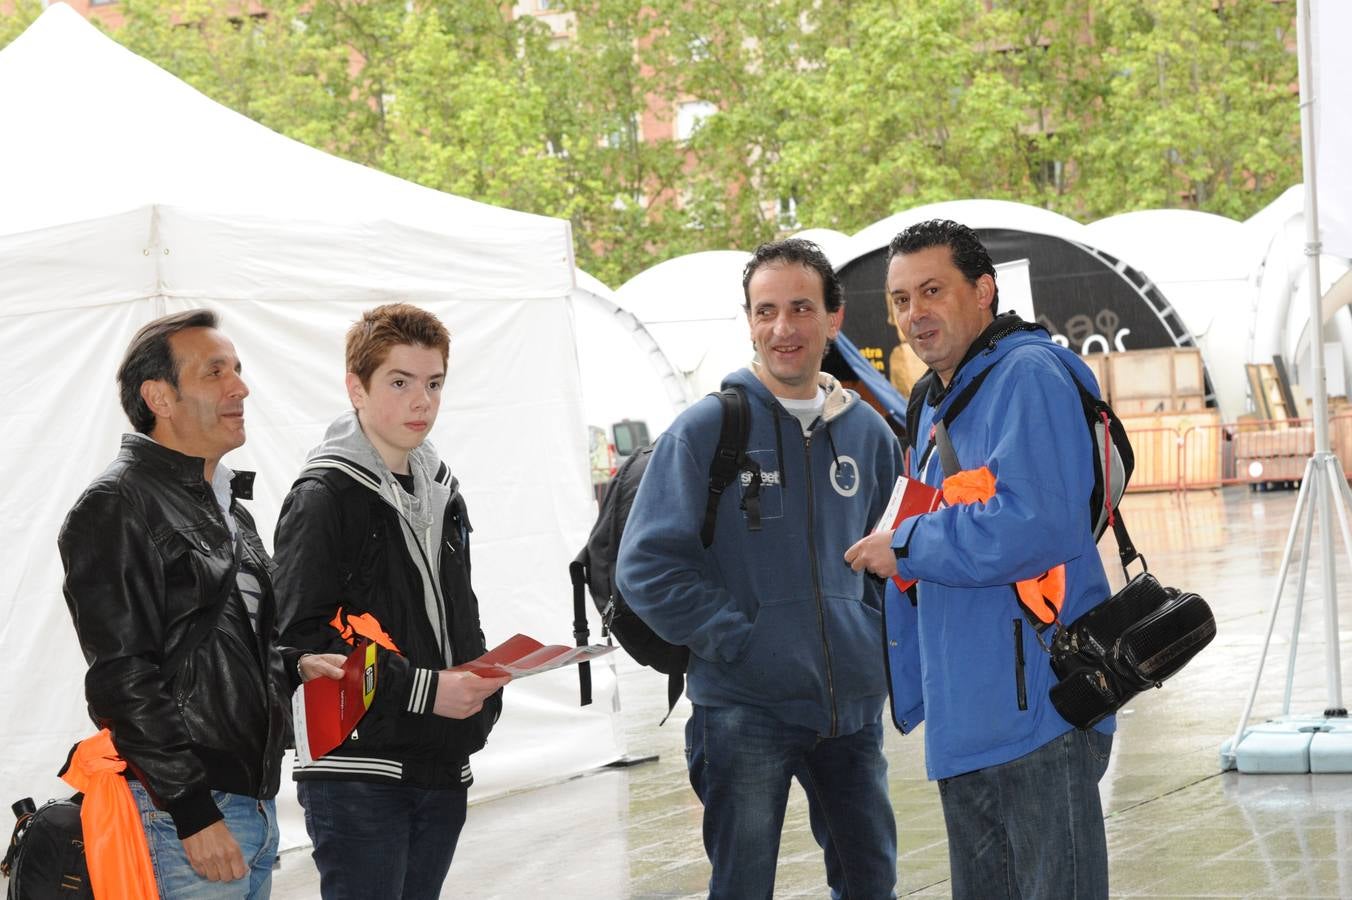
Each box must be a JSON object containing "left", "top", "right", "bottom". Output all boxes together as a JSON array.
[{"left": 0, "top": 0, "right": 1300, "bottom": 283}]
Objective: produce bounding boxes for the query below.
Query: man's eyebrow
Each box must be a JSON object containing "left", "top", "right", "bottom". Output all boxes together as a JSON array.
[{"left": 387, "top": 368, "right": 446, "bottom": 379}]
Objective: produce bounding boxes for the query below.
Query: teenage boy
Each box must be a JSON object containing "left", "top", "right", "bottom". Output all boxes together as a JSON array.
[{"left": 274, "top": 303, "right": 509, "bottom": 900}]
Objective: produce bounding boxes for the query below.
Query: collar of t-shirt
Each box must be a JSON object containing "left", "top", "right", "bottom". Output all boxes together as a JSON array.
[
  {"left": 394, "top": 471, "right": 416, "bottom": 495},
  {"left": 777, "top": 387, "right": 826, "bottom": 435},
  {"left": 208, "top": 459, "right": 239, "bottom": 540}
]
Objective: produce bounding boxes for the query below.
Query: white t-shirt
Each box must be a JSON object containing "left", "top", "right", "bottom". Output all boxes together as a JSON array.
[{"left": 777, "top": 388, "right": 827, "bottom": 435}]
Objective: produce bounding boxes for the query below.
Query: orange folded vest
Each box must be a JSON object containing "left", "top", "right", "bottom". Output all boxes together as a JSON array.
[
  {"left": 941, "top": 466, "right": 1066, "bottom": 627},
  {"left": 329, "top": 608, "right": 401, "bottom": 653},
  {"left": 59, "top": 729, "right": 158, "bottom": 900}
]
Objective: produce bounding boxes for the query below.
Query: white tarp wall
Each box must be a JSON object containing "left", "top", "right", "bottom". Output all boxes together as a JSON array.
[
  {"left": 0, "top": 6, "right": 622, "bottom": 850},
  {"left": 1314, "top": 0, "right": 1352, "bottom": 260}
]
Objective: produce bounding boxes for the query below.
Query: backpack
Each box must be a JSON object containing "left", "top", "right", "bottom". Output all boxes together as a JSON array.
[
  {"left": 2, "top": 796, "right": 92, "bottom": 900},
  {"left": 570, "top": 386, "right": 757, "bottom": 721},
  {"left": 905, "top": 334, "right": 1133, "bottom": 545}
]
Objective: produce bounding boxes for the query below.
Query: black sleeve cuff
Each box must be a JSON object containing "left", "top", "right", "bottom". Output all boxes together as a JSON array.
[{"left": 165, "top": 787, "right": 224, "bottom": 840}]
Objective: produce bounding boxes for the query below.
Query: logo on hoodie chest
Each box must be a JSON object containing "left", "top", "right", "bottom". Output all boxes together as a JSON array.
[{"left": 830, "top": 456, "right": 860, "bottom": 497}]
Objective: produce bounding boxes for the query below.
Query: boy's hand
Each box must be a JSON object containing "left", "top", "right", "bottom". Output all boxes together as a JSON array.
[{"left": 433, "top": 670, "right": 511, "bottom": 719}]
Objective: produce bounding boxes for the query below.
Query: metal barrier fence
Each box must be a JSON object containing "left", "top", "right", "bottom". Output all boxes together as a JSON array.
[{"left": 1123, "top": 413, "right": 1352, "bottom": 492}]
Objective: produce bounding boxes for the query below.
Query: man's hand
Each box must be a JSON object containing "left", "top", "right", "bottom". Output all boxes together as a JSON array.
[
  {"left": 182, "top": 819, "right": 247, "bottom": 882},
  {"left": 844, "top": 530, "right": 900, "bottom": 579},
  {"left": 433, "top": 670, "right": 511, "bottom": 719},
  {"left": 298, "top": 653, "right": 348, "bottom": 683}
]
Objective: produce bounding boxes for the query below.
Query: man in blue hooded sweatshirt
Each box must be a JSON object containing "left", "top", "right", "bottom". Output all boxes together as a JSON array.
[
  {"left": 617, "top": 238, "right": 903, "bottom": 899},
  {"left": 846, "top": 220, "right": 1114, "bottom": 900}
]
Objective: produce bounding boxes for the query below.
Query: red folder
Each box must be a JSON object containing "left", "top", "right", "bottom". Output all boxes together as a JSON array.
[
  {"left": 873, "top": 476, "right": 943, "bottom": 591},
  {"left": 295, "top": 638, "right": 377, "bottom": 764}
]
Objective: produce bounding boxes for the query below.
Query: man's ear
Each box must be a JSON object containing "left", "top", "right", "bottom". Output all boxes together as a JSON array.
[
  {"left": 827, "top": 303, "right": 845, "bottom": 339},
  {"left": 345, "top": 372, "right": 366, "bottom": 410},
  {"left": 140, "top": 380, "right": 174, "bottom": 421},
  {"left": 976, "top": 274, "right": 996, "bottom": 312}
]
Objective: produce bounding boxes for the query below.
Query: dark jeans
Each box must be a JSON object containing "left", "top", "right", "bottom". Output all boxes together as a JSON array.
[
  {"left": 297, "top": 780, "right": 467, "bottom": 900},
  {"left": 938, "top": 728, "right": 1113, "bottom": 900},
  {"left": 685, "top": 703, "right": 898, "bottom": 900}
]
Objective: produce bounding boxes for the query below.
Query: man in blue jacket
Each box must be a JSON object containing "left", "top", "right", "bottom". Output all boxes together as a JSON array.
[
  {"left": 617, "top": 239, "right": 902, "bottom": 900},
  {"left": 846, "top": 220, "right": 1114, "bottom": 900}
]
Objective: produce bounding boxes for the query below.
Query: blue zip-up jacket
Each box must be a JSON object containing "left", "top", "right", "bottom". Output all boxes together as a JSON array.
[
  {"left": 885, "top": 324, "right": 1114, "bottom": 780},
  {"left": 617, "top": 368, "right": 903, "bottom": 737}
]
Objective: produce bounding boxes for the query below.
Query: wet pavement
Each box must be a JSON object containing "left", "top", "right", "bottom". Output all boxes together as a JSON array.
[{"left": 274, "top": 486, "right": 1352, "bottom": 898}]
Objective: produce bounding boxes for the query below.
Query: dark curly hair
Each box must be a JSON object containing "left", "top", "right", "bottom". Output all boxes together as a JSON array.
[
  {"left": 742, "top": 238, "right": 844, "bottom": 313},
  {"left": 886, "top": 219, "right": 999, "bottom": 314}
]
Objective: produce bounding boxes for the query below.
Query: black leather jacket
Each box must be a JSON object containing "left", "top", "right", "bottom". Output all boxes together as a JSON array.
[{"left": 58, "top": 435, "right": 296, "bottom": 840}]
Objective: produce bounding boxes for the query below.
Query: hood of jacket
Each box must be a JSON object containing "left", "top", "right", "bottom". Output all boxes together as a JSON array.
[{"left": 301, "top": 410, "right": 456, "bottom": 662}]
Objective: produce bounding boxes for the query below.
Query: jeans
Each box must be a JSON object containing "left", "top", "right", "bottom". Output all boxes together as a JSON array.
[
  {"left": 297, "top": 779, "right": 467, "bottom": 900},
  {"left": 938, "top": 728, "right": 1113, "bottom": 900},
  {"left": 130, "top": 780, "right": 278, "bottom": 900},
  {"left": 685, "top": 703, "right": 897, "bottom": 900}
]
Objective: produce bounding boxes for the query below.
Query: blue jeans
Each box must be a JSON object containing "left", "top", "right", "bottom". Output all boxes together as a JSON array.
[
  {"left": 938, "top": 728, "right": 1112, "bottom": 900},
  {"left": 685, "top": 703, "right": 897, "bottom": 900},
  {"left": 297, "top": 779, "right": 467, "bottom": 900},
  {"left": 130, "top": 780, "right": 278, "bottom": 900}
]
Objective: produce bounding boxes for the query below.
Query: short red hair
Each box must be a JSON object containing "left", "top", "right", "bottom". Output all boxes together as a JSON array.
[{"left": 345, "top": 303, "right": 450, "bottom": 388}]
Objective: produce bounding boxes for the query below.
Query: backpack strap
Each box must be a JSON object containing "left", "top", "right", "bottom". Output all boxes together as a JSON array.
[
  {"left": 569, "top": 557, "right": 593, "bottom": 707},
  {"left": 916, "top": 367, "right": 994, "bottom": 476},
  {"left": 701, "top": 386, "right": 759, "bottom": 547}
]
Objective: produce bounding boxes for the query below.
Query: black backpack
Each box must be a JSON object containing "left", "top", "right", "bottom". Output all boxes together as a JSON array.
[
  {"left": 570, "top": 386, "right": 757, "bottom": 721},
  {"left": 2, "top": 796, "right": 92, "bottom": 900}
]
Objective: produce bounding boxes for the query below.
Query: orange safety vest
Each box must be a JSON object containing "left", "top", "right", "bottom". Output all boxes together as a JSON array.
[
  {"left": 940, "top": 466, "right": 1066, "bottom": 627},
  {"left": 59, "top": 730, "right": 158, "bottom": 900}
]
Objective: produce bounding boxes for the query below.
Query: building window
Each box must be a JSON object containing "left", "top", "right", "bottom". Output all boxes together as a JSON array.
[
  {"left": 777, "top": 196, "right": 800, "bottom": 230},
  {"left": 676, "top": 101, "right": 716, "bottom": 141}
]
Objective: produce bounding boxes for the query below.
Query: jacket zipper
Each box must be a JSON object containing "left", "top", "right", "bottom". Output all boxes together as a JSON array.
[{"left": 802, "top": 426, "right": 838, "bottom": 737}]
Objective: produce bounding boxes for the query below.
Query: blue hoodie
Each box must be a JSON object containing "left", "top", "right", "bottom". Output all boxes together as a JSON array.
[
  {"left": 885, "top": 324, "right": 1115, "bottom": 780},
  {"left": 617, "top": 368, "right": 903, "bottom": 737}
]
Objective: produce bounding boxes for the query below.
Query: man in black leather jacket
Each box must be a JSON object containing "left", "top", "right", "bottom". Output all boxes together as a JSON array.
[{"left": 58, "top": 309, "right": 343, "bottom": 899}]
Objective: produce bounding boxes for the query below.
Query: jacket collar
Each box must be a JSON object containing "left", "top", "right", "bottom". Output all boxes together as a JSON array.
[
  {"left": 926, "top": 312, "right": 1047, "bottom": 408},
  {"left": 119, "top": 433, "right": 255, "bottom": 500}
]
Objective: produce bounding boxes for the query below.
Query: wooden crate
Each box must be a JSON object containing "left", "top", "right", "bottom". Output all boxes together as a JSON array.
[
  {"left": 1108, "top": 348, "right": 1204, "bottom": 402},
  {"left": 1332, "top": 412, "right": 1352, "bottom": 476},
  {"left": 1121, "top": 410, "right": 1221, "bottom": 491},
  {"left": 1113, "top": 395, "right": 1208, "bottom": 416}
]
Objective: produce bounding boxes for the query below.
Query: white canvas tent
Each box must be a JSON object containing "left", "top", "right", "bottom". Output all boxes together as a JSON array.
[
  {"left": 616, "top": 250, "right": 753, "bottom": 398},
  {"left": 1243, "top": 185, "right": 1352, "bottom": 401},
  {"left": 0, "top": 4, "right": 623, "bottom": 848},
  {"left": 1085, "top": 209, "right": 1263, "bottom": 420},
  {"left": 569, "top": 270, "right": 689, "bottom": 440}
]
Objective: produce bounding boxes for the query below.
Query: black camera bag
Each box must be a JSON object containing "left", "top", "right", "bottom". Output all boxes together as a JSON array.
[
  {"left": 2, "top": 795, "right": 91, "bottom": 900},
  {"left": 1048, "top": 572, "right": 1217, "bottom": 728}
]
